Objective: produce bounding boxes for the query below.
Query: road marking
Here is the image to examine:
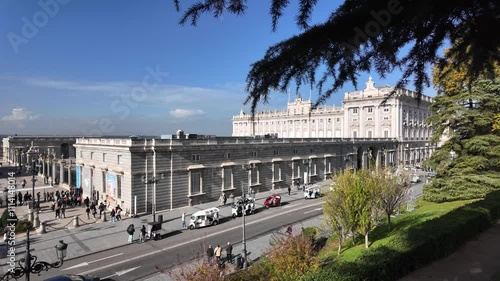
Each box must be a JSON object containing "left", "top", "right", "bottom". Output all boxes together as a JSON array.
[
  {"left": 77, "top": 200, "right": 323, "bottom": 276},
  {"left": 63, "top": 253, "right": 124, "bottom": 270},
  {"left": 101, "top": 266, "right": 141, "bottom": 279},
  {"left": 304, "top": 208, "right": 322, "bottom": 214},
  {"left": 0, "top": 185, "right": 54, "bottom": 193}
]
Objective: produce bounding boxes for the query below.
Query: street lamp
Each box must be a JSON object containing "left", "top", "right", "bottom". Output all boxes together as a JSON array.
[
  {"left": 26, "top": 146, "right": 39, "bottom": 221},
  {"left": 240, "top": 164, "right": 254, "bottom": 269},
  {"left": 0, "top": 230, "right": 68, "bottom": 281},
  {"left": 141, "top": 173, "right": 165, "bottom": 222}
]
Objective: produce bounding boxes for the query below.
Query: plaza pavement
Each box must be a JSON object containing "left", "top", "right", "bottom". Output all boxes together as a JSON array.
[{"left": 0, "top": 172, "right": 333, "bottom": 275}]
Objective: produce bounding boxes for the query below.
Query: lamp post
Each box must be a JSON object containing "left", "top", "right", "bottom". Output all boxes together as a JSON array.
[
  {"left": 241, "top": 164, "right": 254, "bottom": 269},
  {"left": 141, "top": 173, "right": 164, "bottom": 222},
  {"left": 26, "top": 146, "right": 39, "bottom": 221},
  {"left": 0, "top": 230, "right": 68, "bottom": 281}
]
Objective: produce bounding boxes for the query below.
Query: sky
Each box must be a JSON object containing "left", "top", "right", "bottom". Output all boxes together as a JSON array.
[{"left": 0, "top": 0, "right": 435, "bottom": 137}]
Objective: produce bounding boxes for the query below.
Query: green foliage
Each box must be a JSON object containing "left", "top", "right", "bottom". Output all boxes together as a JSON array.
[
  {"left": 1, "top": 208, "right": 16, "bottom": 228},
  {"left": 301, "top": 191, "right": 500, "bottom": 281},
  {"left": 301, "top": 227, "right": 317, "bottom": 241},
  {"left": 424, "top": 79, "right": 500, "bottom": 202},
  {"left": 232, "top": 232, "right": 320, "bottom": 281},
  {"left": 15, "top": 220, "right": 32, "bottom": 233},
  {"left": 175, "top": 0, "right": 499, "bottom": 114}
]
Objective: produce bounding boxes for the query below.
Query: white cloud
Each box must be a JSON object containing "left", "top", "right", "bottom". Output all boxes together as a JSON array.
[
  {"left": 169, "top": 109, "right": 205, "bottom": 118},
  {"left": 1, "top": 108, "right": 39, "bottom": 121}
]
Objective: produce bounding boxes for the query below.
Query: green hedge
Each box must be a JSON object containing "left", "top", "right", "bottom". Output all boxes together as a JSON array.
[{"left": 301, "top": 190, "right": 500, "bottom": 281}]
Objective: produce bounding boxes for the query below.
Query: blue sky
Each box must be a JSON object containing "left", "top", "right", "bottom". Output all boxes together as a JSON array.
[{"left": 0, "top": 0, "right": 435, "bottom": 136}]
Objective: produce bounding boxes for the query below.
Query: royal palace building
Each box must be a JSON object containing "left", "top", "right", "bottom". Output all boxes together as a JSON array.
[{"left": 72, "top": 78, "right": 435, "bottom": 215}]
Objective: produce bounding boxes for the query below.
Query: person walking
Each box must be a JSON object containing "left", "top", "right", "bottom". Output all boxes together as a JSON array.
[
  {"left": 110, "top": 208, "right": 116, "bottom": 223},
  {"left": 55, "top": 207, "right": 61, "bottom": 220},
  {"left": 214, "top": 244, "right": 222, "bottom": 263},
  {"left": 140, "top": 225, "right": 146, "bottom": 242},
  {"left": 226, "top": 242, "right": 233, "bottom": 263},
  {"left": 127, "top": 224, "right": 135, "bottom": 243},
  {"left": 206, "top": 245, "right": 214, "bottom": 264},
  {"left": 86, "top": 206, "right": 90, "bottom": 219},
  {"left": 181, "top": 212, "right": 186, "bottom": 229},
  {"left": 288, "top": 185, "right": 291, "bottom": 196},
  {"left": 115, "top": 205, "right": 123, "bottom": 221}
]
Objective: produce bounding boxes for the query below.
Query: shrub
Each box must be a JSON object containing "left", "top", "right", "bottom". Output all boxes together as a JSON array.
[
  {"left": 301, "top": 190, "right": 500, "bottom": 281},
  {"left": 1, "top": 208, "right": 17, "bottom": 228},
  {"left": 15, "top": 220, "right": 32, "bottom": 233}
]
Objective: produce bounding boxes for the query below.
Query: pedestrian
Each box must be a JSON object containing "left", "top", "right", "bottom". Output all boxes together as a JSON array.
[
  {"left": 206, "top": 245, "right": 214, "bottom": 264},
  {"left": 127, "top": 224, "right": 135, "bottom": 243},
  {"left": 226, "top": 242, "right": 233, "bottom": 263},
  {"left": 219, "top": 193, "right": 224, "bottom": 206},
  {"left": 288, "top": 185, "right": 291, "bottom": 196},
  {"left": 214, "top": 244, "right": 222, "bottom": 263},
  {"left": 86, "top": 206, "right": 90, "bottom": 219},
  {"left": 115, "top": 205, "right": 123, "bottom": 221},
  {"left": 181, "top": 212, "right": 186, "bottom": 229},
  {"left": 140, "top": 225, "right": 146, "bottom": 242},
  {"left": 61, "top": 206, "right": 66, "bottom": 218},
  {"left": 84, "top": 197, "right": 90, "bottom": 208},
  {"left": 223, "top": 193, "right": 227, "bottom": 205},
  {"left": 55, "top": 207, "right": 61, "bottom": 220},
  {"left": 110, "top": 208, "right": 116, "bottom": 223}
]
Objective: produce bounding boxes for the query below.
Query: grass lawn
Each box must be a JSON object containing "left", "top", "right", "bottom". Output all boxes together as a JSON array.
[{"left": 319, "top": 198, "right": 478, "bottom": 263}]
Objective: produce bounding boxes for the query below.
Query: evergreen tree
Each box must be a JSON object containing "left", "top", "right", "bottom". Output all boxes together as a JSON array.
[
  {"left": 174, "top": 0, "right": 499, "bottom": 113},
  {"left": 424, "top": 79, "right": 500, "bottom": 202}
]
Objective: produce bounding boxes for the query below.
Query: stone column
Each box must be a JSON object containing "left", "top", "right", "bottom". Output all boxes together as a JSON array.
[
  {"left": 376, "top": 151, "right": 382, "bottom": 168},
  {"left": 68, "top": 166, "right": 72, "bottom": 186},
  {"left": 384, "top": 150, "right": 389, "bottom": 167},
  {"left": 42, "top": 161, "right": 46, "bottom": 177},
  {"left": 60, "top": 162, "right": 64, "bottom": 184},
  {"left": 52, "top": 161, "right": 57, "bottom": 183},
  {"left": 362, "top": 151, "right": 368, "bottom": 169}
]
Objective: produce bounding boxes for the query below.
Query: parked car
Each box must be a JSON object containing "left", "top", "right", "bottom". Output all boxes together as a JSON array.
[
  {"left": 410, "top": 174, "right": 421, "bottom": 183},
  {"left": 264, "top": 194, "right": 281, "bottom": 208},
  {"left": 232, "top": 198, "right": 255, "bottom": 218},
  {"left": 304, "top": 186, "right": 321, "bottom": 199},
  {"left": 189, "top": 207, "right": 220, "bottom": 230}
]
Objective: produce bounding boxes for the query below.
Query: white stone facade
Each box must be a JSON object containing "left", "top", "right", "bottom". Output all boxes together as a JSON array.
[{"left": 232, "top": 77, "right": 433, "bottom": 141}]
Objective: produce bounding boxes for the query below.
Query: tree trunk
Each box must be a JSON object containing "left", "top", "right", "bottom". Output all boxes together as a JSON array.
[
  {"left": 365, "top": 233, "right": 369, "bottom": 249},
  {"left": 387, "top": 213, "right": 391, "bottom": 231},
  {"left": 338, "top": 238, "right": 342, "bottom": 255},
  {"left": 351, "top": 232, "right": 356, "bottom": 245}
]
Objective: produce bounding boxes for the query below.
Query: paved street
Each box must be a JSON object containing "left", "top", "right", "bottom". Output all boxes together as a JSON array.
[
  {"left": 34, "top": 199, "right": 325, "bottom": 280},
  {"left": 0, "top": 166, "right": 332, "bottom": 280}
]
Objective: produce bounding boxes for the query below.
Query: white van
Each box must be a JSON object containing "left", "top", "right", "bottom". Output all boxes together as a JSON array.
[{"left": 189, "top": 207, "right": 220, "bottom": 230}]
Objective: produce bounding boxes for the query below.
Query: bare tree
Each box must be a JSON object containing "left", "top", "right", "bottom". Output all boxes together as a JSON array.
[{"left": 375, "top": 170, "right": 410, "bottom": 231}]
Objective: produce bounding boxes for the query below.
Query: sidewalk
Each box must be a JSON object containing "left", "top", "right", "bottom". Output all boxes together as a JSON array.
[
  {"left": 142, "top": 215, "right": 326, "bottom": 281},
  {"left": 0, "top": 180, "right": 333, "bottom": 273}
]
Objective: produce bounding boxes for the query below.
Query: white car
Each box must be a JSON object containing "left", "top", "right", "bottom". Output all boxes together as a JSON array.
[
  {"left": 304, "top": 186, "right": 321, "bottom": 199},
  {"left": 410, "top": 175, "right": 421, "bottom": 183}
]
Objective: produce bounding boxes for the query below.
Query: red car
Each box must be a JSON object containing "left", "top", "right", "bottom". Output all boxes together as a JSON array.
[{"left": 264, "top": 194, "right": 281, "bottom": 208}]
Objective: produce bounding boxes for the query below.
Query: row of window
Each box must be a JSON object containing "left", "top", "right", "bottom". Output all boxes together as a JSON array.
[
  {"left": 351, "top": 107, "right": 391, "bottom": 114},
  {"left": 351, "top": 130, "right": 391, "bottom": 138},
  {"left": 189, "top": 159, "right": 333, "bottom": 195},
  {"left": 80, "top": 151, "right": 123, "bottom": 164},
  {"left": 191, "top": 149, "right": 316, "bottom": 162},
  {"left": 234, "top": 117, "right": 343, "bottom": 127}
]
